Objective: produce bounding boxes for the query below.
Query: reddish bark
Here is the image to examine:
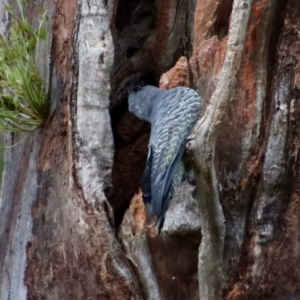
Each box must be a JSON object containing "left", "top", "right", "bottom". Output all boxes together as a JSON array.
[{"left": 112, "top": 0, "right": 300, "bottom": 298}]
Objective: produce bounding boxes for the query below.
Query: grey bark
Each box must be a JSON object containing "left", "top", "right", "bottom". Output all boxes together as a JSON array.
[
  {"left": 0, "top": 1, "right": 38, "bottom": 298},
  {"left": 0, "top": 136, "right": 40, "bottom": 300}
]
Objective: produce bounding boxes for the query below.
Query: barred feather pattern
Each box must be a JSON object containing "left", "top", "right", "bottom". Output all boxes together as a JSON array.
[
  {"left": 128, "top": 85, "right": 202, "bottom": 231},
  {"left": 157, "top": 159, "right": 184, "bottom": 232}
]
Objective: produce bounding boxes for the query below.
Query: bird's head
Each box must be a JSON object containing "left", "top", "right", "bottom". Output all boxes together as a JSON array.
[{"left": 128, "top": 82, "right": 160, "bottom": 122}]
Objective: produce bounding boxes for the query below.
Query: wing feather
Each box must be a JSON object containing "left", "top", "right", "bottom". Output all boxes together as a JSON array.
[{"left": 140, "top": 145, "right": 152, "bottom": 204}]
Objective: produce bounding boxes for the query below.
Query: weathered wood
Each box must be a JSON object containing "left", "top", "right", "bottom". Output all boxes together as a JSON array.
[
  {"left": 0, "top": 0, "right": 142, "bottom": 299},
  {"left": 1, "top": 0, "right": 300, "bottom": 299}
]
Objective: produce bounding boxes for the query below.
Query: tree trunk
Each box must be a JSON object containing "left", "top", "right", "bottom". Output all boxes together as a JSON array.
[
  {"left": 0, "top": 0, "right": 142, "bottom": 299},
  {"left": 1, "top": 0, "right": 300, "bottom": 299}
]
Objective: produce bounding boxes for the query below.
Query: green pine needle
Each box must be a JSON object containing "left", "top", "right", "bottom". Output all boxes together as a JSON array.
[{"left": 0, "top": 0, "right": 49, "bottom": 132}]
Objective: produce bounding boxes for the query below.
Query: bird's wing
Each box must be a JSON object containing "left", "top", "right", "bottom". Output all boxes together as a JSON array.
[
  {"left": 157, "top": 159, "right": 184, "bottom": 232},
  {"left": 148, "top": 115, "right": 187, "bottom": 216},
  {"left": 152, "top": 141, "right": 185, "bottom": 216},
  {"left": 144, "top": 87, "right": 202, "bottom": 218},
  {"left": 140, "top": 137, "right": 184, "bottom": 218},
  {"left": 140, "top": 145, "right": 152, "bottom": 204}
]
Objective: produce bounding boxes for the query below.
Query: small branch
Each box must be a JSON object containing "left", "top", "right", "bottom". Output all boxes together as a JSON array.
[
  {"left": 119, "top": 192, "right": 162, "bottom": 300},
  {"left": 188, "top": 0, "right": 253, "bottom": 299}
]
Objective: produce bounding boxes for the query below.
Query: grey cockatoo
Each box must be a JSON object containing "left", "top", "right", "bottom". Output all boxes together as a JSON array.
[{"left": 128, "top": 82, "right": 202, "bottom": 231}]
